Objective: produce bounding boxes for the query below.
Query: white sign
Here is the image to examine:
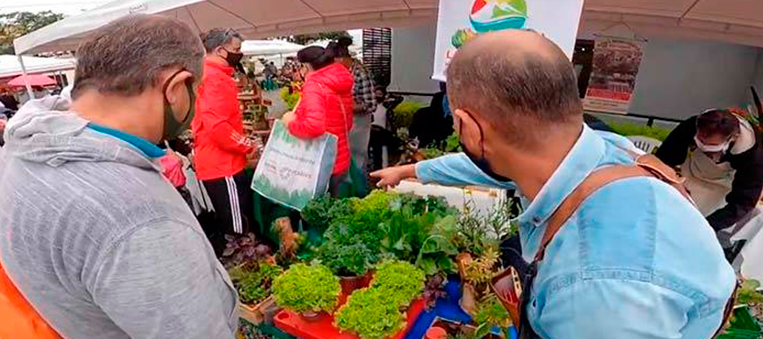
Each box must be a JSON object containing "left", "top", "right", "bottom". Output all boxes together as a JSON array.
[{"left": 432, "top": 0, "right": 585, "bottom": 81}]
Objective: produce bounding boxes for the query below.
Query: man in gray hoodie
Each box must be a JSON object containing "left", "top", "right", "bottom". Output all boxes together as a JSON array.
[{"left": 0, "top": 14, "right": 238, "bottom": 339}]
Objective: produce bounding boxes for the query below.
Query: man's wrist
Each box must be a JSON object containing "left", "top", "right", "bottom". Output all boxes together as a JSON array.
[{"left": 407, "top": 164, "right": 419, "bottom": 180}]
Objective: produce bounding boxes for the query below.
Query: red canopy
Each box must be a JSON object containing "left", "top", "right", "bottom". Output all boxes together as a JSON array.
[{"left": 7, "top": 74, "right": 56, "bottom": 87}]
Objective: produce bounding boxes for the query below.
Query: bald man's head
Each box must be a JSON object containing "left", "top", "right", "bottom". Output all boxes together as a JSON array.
[{"left": 447, "top": 31, "right": 582, "bottom": 148}]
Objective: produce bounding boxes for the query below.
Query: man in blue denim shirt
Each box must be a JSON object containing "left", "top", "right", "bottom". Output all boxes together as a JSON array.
[{"left": 372, "top": 31, "right": 735, "bottom": 338}]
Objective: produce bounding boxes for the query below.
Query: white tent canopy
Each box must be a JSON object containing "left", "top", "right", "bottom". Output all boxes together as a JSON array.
[
  {"left": 580, "top": 0, "right": 763, "bottom": 47},
  {"left": 14, "top": 0, "right": 763, "bottom": 56},
  {"left": 13, "top": 0, "right": 436, "bottom": 55},
  {"left": 0, "top": 55, "right": 76, "bottom": 78},
  {"left": 240, "top": 40, "right": 305, "bottom": 56}
]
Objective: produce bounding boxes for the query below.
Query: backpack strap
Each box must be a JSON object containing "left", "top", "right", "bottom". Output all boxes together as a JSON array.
[{"left": 534, "top": 154, "right": 692, "bottom": 261}]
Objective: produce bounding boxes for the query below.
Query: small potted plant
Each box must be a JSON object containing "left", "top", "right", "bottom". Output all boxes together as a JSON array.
[
  {"left": 272, "top": 263, "right": 340, "bottom": 321},
  {"left": 334, "top": 288, "right": 407, "bottom": 339},
  {"left": 370, "top": 259, "right": 425, "bottom": 310},
  {"left": 221, "top": 233, "right": 273, "bottom": 267},
  {"left": 471, "top": 294, "right": 511, "bottom": 338},
  {"left": 458, "top": 247, "right": 500, "bottom": 316}
]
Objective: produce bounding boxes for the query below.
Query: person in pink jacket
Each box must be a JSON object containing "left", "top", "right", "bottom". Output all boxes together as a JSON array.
[{"left": 282, "top": 45, "right": 354, "bottom": 196}]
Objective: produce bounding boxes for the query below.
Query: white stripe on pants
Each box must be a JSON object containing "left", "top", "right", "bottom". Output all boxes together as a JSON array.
[{"left": 225, "top": 177, "right": 242, "bottom": 234}]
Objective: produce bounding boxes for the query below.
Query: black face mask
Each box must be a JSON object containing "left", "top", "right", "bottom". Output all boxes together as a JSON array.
[
  {"left": 459, "top": 115, "right": 511, "bottom": 182},
  {"left": 223, "top": 49, "right": 244, "bottom": 68}
]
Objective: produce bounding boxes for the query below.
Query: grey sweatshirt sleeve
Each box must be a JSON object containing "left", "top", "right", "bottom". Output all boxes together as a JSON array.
[{"left": 89, "top": 219, "right": 239, "bottom": 339}]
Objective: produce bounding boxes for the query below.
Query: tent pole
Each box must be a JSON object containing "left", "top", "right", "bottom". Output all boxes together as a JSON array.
[{"left": 17, "top": 55, "right": 34, "bottom": 99}]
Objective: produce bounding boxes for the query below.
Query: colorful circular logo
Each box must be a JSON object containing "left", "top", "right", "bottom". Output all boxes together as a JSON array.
[{"left": 470, "top": 0, "right": 528, "bottom": 33}]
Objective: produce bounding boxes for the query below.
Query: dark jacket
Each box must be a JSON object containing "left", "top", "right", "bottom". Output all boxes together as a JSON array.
[
  {"left": 410, "top": 92, "right": 453, "bottom": 148},
  {"left": 655, "top": 115, "right": 763, "bottom": 230}
]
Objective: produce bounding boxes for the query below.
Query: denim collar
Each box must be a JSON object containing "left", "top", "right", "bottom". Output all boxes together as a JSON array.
[
  {"left": 514, "top": 125, "right": 607, "bottom": 260},
  {"left": 87, "top": 123, "right": 166, "bottom": 159}
]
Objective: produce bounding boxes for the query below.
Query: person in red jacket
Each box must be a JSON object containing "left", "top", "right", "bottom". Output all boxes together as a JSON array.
[
  {"left": 193, "top": 28, "right": 256, "bottom": 252},
  {"left": 282, "top": 45, "right": 354, "bottom": 196}
]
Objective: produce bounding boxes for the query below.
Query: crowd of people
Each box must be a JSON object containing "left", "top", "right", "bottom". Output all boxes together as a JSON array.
[{"left": 0, "top": 12, "right": 758, "bottom": 339}]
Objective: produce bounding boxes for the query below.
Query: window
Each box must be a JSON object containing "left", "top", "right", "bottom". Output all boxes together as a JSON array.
[{"left": 362, "top": 28, "right": 392, "bottom": 88}]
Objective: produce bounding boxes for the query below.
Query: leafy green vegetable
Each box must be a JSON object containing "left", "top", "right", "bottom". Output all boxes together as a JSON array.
[
  {"left": 280, "top": 86, "right": 300, "bottom": 110},
  {"left": 452, "top": 199, "right": 517, "bottom": 256},
  {"left": 390, "top": 101, "right": 425, "bottom": 132},
  {"left": 308, "top": 191, "right": 458, "bottom": 277},
  {"left": 610, "top": 122, "right": 672, "bottom": 142},
  {"left": 463, "top": 247, "right": 500, "bottom": 287},
  {"left": 318, "top": 234, "right": 378, "bottom": 276},
  {"left": 370, "top": 260, "right": 426, "bottom": 307},
  {"left": 228, "top": 262, "right": 283, "bottom": 305},
  {"left": 379, "top": 207, "right": 437, "bottom": 262},
  {"left": 737, "top": 279, "right": 763, "bottom": 305},
  {"left": 473, "top": 295, "right": 510, "bottom": 327},
  {"left": 420, "top": 133, "right": 463, "bottom": 159},
  {"left": 473, "top": 294, "right": 511, "bottom": 337},
  {"left": 417, "top": 215, "right": 459, "bottom": 275},
  {"left": 300, "top": 196, "right": 336, "bottom": 231},
  {"left": 335, "top": 288, "right": 407, "bottom": 339},
  {"left": 272, "top": 263, "right": 340, "bottom": 313}
]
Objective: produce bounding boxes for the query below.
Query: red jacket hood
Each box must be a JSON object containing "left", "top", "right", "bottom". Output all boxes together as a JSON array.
[{"left": 307, "top": 63, "right": 353, "bottom": 96}]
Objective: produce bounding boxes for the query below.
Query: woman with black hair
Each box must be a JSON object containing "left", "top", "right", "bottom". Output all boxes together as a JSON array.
[{"left": 281, "top": 45, "right": 355, "bottom": 196}]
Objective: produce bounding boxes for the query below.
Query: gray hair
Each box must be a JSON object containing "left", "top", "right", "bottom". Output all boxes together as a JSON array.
[
  {"left": 447, "top": 32, "right": 582, "bottom": 148},
  {"left": 201, "top": 28, "right": 243, "bottom": 53},
  {"left": 72, "top": 14, "right": 204, "bottom": 99}
]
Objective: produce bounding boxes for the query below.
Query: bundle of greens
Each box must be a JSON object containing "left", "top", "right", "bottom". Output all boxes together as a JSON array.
[
  {"left": 272, "top": 263, "right": 340, "bottom": 314},
  {"left": 310, "top": 190, "right": 458, "bottom": 278},
  {"left": 318, "top": 232, "right": 378, "bottom": 277}
]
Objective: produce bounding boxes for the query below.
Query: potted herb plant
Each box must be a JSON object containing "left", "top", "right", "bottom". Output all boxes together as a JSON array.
[
  {"left": 272, "top": 263, "right": 340, "bottom": 321},
  {"left": 472, "top": 294, "right": 511, "bottom": 338},
  {"left": 228, "top": 262, "right": 283, "bottom": 305},
  {"left": 458, "top": 247, "right": 500, "bottom": 316},
  {"left": 227, "top": 262, "right": 283, "bottom": 324}
]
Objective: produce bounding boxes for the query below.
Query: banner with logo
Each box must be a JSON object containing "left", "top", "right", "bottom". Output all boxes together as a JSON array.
[
  {"left": 432, "top": 0, "right": 585, "bottom": 81},
  {"left": 582, "top": 38, "right": 645, "bottom": 114}
]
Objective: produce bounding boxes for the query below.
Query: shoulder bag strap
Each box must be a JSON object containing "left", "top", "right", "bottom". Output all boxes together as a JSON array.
[
  {"left": 535, "top": 153, "right": 692, "bottom": 261},
  {"left": 534, "top": 164, "right": 652, "bottom": 261}
]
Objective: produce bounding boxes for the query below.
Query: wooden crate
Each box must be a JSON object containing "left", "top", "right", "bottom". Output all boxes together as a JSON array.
[{"left": 239, "top": 296, "right": 276, "bottom": 325}]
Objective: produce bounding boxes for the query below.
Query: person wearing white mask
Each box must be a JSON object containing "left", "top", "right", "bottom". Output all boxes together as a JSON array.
[{"left": 656, "top": 108, "right": 763, "bottom": 232}]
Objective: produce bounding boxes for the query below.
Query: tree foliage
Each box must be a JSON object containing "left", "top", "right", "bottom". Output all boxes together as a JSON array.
[{"left": 0, "top": 11, "right": 65, "bottom": 54}]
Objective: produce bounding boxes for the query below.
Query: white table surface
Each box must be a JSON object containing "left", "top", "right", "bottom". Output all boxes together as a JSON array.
[{"left": 728, "top": 206, "right": 763, "bottom": 282}]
